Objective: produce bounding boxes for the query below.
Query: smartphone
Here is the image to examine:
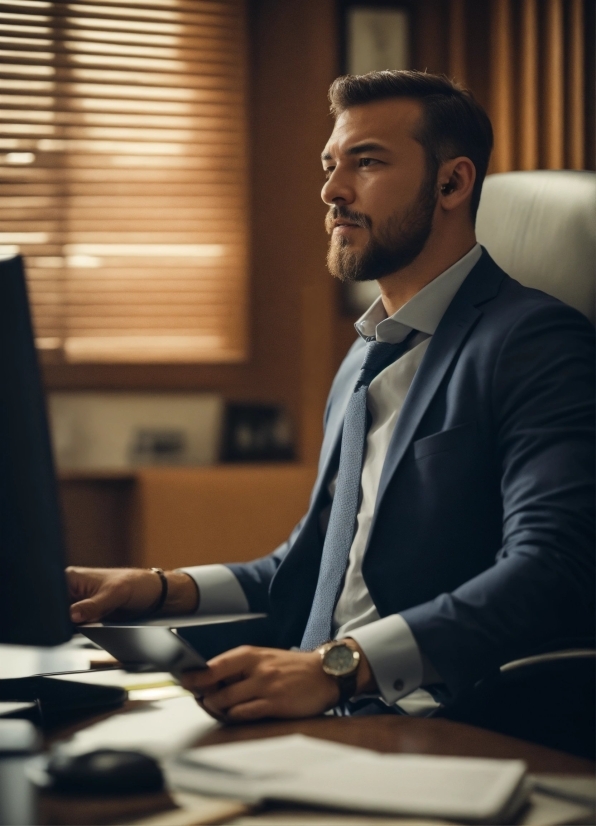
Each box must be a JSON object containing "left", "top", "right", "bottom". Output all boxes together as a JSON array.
[{"left": 80, "top": 625, "right": 207, "bottom": 677}]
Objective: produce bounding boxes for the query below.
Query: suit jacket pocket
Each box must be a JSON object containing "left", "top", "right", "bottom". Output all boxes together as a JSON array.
[{"left": 414, "top": 421, "right": 477, "bottom": 459}]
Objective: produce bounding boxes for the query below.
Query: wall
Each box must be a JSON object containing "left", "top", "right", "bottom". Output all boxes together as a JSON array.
[
  {"left": 45, "top": 0, "right": 340, "bottom": 468},
  {"left": 56, "top": 0, "right": 341, "bottom": 566}
]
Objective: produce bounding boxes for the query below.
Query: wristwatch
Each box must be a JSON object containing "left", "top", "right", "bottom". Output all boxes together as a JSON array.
[{"left": 318, "top": 640, "right": 360, "bottom": 704}]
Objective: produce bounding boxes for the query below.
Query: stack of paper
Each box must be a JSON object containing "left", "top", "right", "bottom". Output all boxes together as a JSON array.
[
  {"left": 167, "top": 735, "right": 358, "bottom": 804},
  {"left": 167, "top": 734, "right": 529, "bottom": 823},
  {"left": 60, "top": 695, "right": 218, "bottom": 759}
]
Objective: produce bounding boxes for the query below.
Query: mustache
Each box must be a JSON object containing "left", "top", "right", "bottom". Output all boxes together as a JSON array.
[{"left": 325, "top": 206, "right": 371, "bottom": 234}]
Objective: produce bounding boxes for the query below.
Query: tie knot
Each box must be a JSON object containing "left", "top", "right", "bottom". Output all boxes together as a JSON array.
[{"left": 357, "top": 336, "right": 410, "bottom": 388}]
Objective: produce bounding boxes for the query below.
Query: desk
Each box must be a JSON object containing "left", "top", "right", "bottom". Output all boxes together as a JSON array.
[{"left": 42, "top": 701, "right": 595, "bottom": 825}]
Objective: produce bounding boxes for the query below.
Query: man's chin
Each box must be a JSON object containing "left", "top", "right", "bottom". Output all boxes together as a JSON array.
[
  {"left": 327, "top": 242, "right": 371, "bottom": 283},
  {"left": 327, "top": 253, "right": 381, "bottom": 283},
  {"left": 332, "top": 270, "right": 379, "bottom": 284}
]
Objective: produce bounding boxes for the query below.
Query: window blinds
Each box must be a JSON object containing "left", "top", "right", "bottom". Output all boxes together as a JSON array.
[{"left": 0, "top": 0, "right": 249, "bottom": 363}]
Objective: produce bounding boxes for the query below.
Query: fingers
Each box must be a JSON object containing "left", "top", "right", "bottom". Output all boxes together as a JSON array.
[
  {"left": 181, "top": 646, "right": 270, "bottom": 722},
  {"left": 66, "top": 567, "right": 118, "bottom": 622},
  {"left": 181, "top": 646, "right": 258, "bottom": 693},
  {"left": 193, "top": 695, "right": 228, "bottom": 724},
  {"left": 65, "top": 567, "right": 162, "bottom": 623},
  {"left": 67, "top": 569, "right": 129, "bottom": 623},
  {"left": 191, "top": 677, "right": 272, "bottom": 722},
  {"left": 200, "top": 676, "right": 259, "bottom": 716},
  {"left": 70, "top": 589, "right": 123, "bottom": 623},
  {"left": 65, "top": 566, "right": 96, "bottom": 602},
  {"left": 184, "top": 647, "right": 336, "bottom": 723},
  {"left": 226, "top": 700, "right": 271, "bottom": 722}
]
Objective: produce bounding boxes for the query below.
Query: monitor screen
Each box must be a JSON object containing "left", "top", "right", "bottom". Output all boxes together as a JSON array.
[{"left": 0, "top": 255, "right": 72, "bottom": 645}]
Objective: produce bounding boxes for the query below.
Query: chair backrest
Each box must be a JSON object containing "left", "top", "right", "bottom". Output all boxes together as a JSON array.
[{"left": 476, "top": 170, "right": 596, "bottom": 323}]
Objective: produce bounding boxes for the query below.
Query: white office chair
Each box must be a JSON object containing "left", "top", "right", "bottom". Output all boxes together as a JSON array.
[
  {"left": 443, "top": 171, "right": 596, "bottom": 759},
  {"left": 476, "top": 169, "right": 595, "bottom": 323}
]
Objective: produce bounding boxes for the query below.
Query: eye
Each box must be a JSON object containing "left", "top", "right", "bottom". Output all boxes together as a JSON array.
[
  {"left": 358, "top": 157, "right": 380, "bottom": 168},
  {"left": 323, "top": 165, "right": 335, "bottom": 179}
]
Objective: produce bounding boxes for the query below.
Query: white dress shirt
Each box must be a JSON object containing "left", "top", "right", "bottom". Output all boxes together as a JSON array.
[{"left": 182, "top": 244, "right": 483, "bottom": 710}]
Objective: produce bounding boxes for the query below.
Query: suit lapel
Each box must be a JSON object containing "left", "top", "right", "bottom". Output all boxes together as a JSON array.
[
  {"left": 374, "top": 251, "right": 505, "bottom": 510},
  {"left": 307, "top": 337, "right": 365, "bottom": 505}
]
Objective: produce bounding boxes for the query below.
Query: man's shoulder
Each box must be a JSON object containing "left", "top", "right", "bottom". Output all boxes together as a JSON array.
[{"left": 470, "top": 252, "right": 594, "bottom": 341}]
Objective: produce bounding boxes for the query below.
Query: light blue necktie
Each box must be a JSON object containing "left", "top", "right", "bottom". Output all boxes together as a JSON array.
[{"left": 300, "top": 333, "right": 414, "bottom": 651}]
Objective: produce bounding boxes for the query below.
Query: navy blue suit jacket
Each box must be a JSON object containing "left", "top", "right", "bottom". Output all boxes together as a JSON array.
[{"left": 228, "top": 250, "right": 595, "bottom": 698}]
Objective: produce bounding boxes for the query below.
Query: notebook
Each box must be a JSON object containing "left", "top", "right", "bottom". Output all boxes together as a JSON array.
[{"left": 169, "top": 733, "right": 529, "bottom": 822}]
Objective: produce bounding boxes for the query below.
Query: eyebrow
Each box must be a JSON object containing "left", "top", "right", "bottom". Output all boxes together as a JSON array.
[{"left": 321, "top": 141, "right": 389, "bottom": 162}]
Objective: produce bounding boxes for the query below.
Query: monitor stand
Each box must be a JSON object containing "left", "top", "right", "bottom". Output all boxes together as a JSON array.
[{"left": 0, "top": 676, "right": 126, "bottom": 728}]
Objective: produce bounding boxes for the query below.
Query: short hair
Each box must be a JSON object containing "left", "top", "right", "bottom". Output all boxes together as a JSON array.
[{"left": 328, "top": 70, "right": 494, "bottom": 220}]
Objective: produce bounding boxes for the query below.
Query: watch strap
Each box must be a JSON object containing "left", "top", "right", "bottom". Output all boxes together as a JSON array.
[
  {"left": 336, "top": 671, "right": 358, "bottom": 704},
  {"left": 145, "top": 567, "right": 168, "bottom": 616}
]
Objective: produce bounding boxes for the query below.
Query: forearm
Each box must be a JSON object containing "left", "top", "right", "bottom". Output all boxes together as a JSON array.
[
  {"left": 161, "top": 570, "right": 200, "bottom": 615},
  {"left": 402, "top": 546, "right": 594, "bottom": 698}
]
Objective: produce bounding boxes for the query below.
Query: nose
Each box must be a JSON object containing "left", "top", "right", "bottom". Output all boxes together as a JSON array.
[{"left": 321, "top": 166, "right": 355, "bottom": 207}]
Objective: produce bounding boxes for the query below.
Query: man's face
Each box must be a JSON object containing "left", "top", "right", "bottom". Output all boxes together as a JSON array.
[{"left": 321, "top": 98, "right": 437, "bottom": 282}]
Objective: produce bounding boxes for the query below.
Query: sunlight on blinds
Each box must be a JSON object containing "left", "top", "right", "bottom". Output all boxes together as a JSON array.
[{"left": 0, "top": 0, "right": 249, "bottom": 363}]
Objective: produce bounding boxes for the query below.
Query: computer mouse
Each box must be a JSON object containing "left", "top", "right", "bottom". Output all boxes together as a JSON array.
[{"left": 47, "top": 748, "right": 164, "bottom": 795}]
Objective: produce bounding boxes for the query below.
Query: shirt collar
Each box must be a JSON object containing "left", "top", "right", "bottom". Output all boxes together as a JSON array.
[{"left": 355, "top": 243, "right": 482, "bottom": 343}]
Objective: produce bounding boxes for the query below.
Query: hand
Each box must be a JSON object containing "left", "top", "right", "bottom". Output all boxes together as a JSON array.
[
  {"left": 181, "top": 646, "right": 338, "bottom": 722},
  {"left": 66, "top": 566, "right": 199, "bottom": 623},
  {"left": 180, "top": 641, "right": 377, "bottom": 723}
]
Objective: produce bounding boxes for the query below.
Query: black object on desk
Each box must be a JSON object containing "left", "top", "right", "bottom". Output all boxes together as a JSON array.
[
  {"left": 0, "top": 677, "right": 126, "bottom": 728},
  {"left": 175, "top": 614, "right": 274, "bottom": 660},
  {"left": 46, "top": 749, "right": 164, "bottom": 795},
  {"left": 81, "top": 613, "right": 274, "bottom": 675}
]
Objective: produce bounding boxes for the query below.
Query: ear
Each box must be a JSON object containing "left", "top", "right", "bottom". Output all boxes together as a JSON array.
[{"left": 437, "top": 157, "right": 476, "bottom": 212}]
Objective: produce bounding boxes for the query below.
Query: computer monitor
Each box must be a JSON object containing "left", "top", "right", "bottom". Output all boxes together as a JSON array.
[{"left": 0, "top": 255, "right": 72, "bottom": 646}]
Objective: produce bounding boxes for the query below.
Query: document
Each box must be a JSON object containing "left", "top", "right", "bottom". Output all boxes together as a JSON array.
[
  {"left": 61, "top": 696, "right": 218, "bottom": 759},
  {"left": 168, "top": 734, "right": 358, "bottom": 803},
  {"left": 168, "top": 734, "right": 529, "bottom": 822},
  {"left": 261, "top": 750, "right": 528, "bottom": 823}
]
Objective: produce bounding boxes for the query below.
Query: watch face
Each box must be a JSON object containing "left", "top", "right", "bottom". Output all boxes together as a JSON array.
[{"left": 323, "top": 644, "right": 357, "bottom": 677}]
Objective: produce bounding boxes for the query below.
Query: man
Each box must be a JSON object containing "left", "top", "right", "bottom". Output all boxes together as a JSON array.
[{"left": 67, "top": 71, "right": 595, "bottom": 723}]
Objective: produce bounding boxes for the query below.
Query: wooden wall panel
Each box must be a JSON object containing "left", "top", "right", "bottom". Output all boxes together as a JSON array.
[
  {"left": 520, "top": 0, "right": 539, "bottom": 169},
  {"left": 448, "top": 0, "right": 467, "bottom": 85},
  {"left": 131, "top": 465, "right": 317, "bottom": 569},
  {"left": 491, "top": 0, "right": 515, "bottom": 172},
  {"left": 59, "top": 477, "right": 134, "bottom": 568},
  {"left": 544, "top": 0, "right": 565, "bottom": 168},
  {"left": 411, "top": 0, "right": 449, "bottom": 76},
  {"left": 408, "top": 0, "right": 594, "bottom": 175},
  {"left": 567, "top": 0, "right": 586, "bottom": 169}
]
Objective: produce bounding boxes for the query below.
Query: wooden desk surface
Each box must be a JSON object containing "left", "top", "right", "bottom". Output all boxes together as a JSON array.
[
  {"left": 51, "top": 700, "right": 595, "bottom": 776},
  {"left": 196, "top": 714, "right": 595, "bottom": 776}
]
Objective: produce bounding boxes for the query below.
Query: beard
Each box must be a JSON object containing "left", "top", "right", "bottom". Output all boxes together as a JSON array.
[{"left": 325, "top": 175, "right": 438, "bottom": 283}]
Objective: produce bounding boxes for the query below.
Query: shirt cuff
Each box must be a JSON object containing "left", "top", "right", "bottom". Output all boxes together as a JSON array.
[
  {"left": 347, "top": 614, "right": 424, "bottom": 705},
  {"left": 177, "top": 564, "right": 250, "bottom": 615}
]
